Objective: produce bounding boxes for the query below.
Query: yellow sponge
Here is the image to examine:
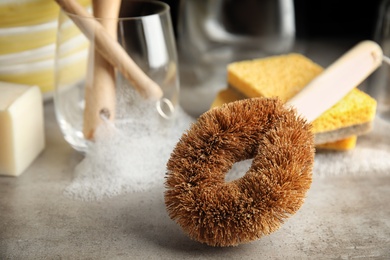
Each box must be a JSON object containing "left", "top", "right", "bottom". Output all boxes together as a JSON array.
[
  {"left": 316, "top": 136, "right": 357, "bottom": 151},
  {"left": 212, "top": 53, "right": 377, "bottom": 150},
  {"left": 227, "top": 53, "right": 323, "bottom": 102}
]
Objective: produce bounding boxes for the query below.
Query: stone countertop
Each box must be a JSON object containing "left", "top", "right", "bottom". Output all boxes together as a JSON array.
[{"left": 1, "top": 40, "right": 390, "bottom": 259}]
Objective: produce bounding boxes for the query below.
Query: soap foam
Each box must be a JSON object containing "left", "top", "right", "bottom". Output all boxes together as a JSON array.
[
  {"left": 314, "top": 117, "right": 390, "bottom": 177},
  {"left": 64, "top": 83, "right": 390, "bottom": 201},
  {"left": 225, "top": 117, "right": 390, "bottom": 179},
  {"left": 64, "top": 85, "right": 194, "bottom": 201}
]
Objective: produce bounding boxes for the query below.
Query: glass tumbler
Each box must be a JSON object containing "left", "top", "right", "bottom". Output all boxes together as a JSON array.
[
  {"left": 54, "top": 0, "right": 179, "bottom": 152},
  {"left": 368, "top": 0, "right": 390, "bottom": 122},
  {"left": 177, "top": 0, "right": 295, "bottom": 116}
]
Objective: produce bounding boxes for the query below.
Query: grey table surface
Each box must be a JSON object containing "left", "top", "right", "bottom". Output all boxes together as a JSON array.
[{"left": 1, "top": 40, "right": 390, "bottom": 259}]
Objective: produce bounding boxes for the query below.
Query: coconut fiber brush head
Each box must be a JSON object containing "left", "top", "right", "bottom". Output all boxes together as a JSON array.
[
  {"left": 164, "top": 41, "right": 383, "bottom": 247},
  {"left": 165, "top": 98, "right": 315, "bottom": 247}
]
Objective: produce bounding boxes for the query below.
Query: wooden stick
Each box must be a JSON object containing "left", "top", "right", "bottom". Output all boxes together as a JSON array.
[
  {"left": 55, "top": 0, "right": 163, "bottom": 100},
  {"left": 82, "top": 0, "right": 120, "bottom": 140}
]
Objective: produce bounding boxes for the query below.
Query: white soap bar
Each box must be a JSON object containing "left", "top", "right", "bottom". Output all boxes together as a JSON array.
[{"left": 0, "top": 82, "right": 45, "bottom": 176}]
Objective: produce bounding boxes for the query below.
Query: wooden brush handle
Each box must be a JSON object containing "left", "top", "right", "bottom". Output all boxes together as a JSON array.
[
  {"left": 55, "top": 0, "right": 163, "bottom": 100},
  {"left": 287, "top": 40, "right": 383, "bottom": 122},
  {"left": 82, "top": 0, "right": 120, "bottom": 140}
]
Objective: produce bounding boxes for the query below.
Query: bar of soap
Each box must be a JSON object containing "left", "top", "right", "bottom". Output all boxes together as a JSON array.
[{"left": 0, "top": 82, "right": 45, "bottom": 176}]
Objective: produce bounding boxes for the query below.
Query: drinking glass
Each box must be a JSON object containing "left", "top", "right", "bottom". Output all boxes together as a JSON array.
[
  {"left": 368, "top": 0, "right": 390, "bottom": 122},
  {"left": 177, "top": 0, "right": 295, "bottom": 116},
  {"left": 54, "top": 0, "right": 179, "bottom": 152}
]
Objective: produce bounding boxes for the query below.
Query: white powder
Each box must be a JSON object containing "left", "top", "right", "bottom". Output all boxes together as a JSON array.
[{"left": 64, "top": 85, "right": 194, "bottom": 201}]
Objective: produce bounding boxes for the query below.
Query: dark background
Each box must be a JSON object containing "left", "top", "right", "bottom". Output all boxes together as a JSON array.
[
  {"left": 294, "top": 0, "right": 382, "bottom": 40},
  {"left": 161, "top": 0, "right": 383, "bottom": 41}
]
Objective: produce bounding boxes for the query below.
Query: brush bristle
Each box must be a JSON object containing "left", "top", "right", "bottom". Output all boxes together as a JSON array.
[{"left": 165, "top": 97, "right": 315, "bottom": 247}]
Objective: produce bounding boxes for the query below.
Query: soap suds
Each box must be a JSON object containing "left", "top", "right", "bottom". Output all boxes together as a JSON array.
[
  {"left": 64, "top": 84, "right": 390, "bottom": 201},
  {"left": 314, "top": 117, "right": 390, "bottom": 177},
  {"left": 64, "top": 85, "right": 194, "bottom": 201},
  {"left": 225, "top": 117, "right": 390, "bottom": 181}
]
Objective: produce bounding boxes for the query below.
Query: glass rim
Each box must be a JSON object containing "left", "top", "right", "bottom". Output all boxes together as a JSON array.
[{"left": 61, "top": 0, "right": 170, "bottom": 21}]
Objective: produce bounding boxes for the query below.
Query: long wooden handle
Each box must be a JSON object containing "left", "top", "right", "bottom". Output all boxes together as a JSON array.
[
  {"left": 82, "top": 0, "right": 120, "bottom": 140},
  {"left": 55, "top": 0, "right": 163, "bottom": 100},
  {"left": 287, "top": 40, "right": 383, "bottom": 122}
]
